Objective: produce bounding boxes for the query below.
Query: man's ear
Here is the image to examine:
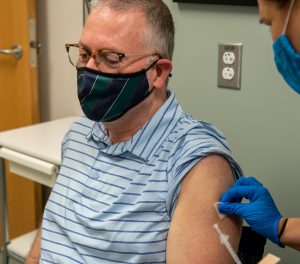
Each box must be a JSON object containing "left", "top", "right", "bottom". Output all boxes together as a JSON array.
[{"left": 152, "top": 59, "right": 173, "bottom": 89}]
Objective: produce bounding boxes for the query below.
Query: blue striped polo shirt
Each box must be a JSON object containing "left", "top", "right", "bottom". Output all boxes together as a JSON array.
[{"left": 41, "top": 90, "right": 242, "bottom": 264}]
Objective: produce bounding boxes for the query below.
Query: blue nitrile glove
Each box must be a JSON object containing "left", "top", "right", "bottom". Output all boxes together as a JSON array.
[{"left": 218, "top": 177, "right": 283, "bottom": 246}]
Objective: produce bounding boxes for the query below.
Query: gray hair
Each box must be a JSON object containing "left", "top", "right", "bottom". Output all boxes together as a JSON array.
[{"left": 89, "top": 0, "right": 175, "bottom": 60}]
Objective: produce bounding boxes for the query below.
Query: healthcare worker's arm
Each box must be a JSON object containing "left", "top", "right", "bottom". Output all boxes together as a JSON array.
[
  {"left": 218, "top": 177, "right": 300, "bottom": 251},
  {"left": 166, "top": 155, "right": 242, "bottom": 263},
  {"left": 25, "top": 228, "right": 41, "bottom": 264},
  {"left": 279, "top": 218, "right": 300, "bottom": 251}
]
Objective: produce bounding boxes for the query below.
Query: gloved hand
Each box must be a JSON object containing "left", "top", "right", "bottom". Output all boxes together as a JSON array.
[{"left": 218, "top": 177, "right": 283, "bottom": 245}]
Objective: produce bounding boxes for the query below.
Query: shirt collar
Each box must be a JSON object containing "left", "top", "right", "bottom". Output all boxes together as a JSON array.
[{"left": 87, "top": 90, "right": 183, "bottom": 161}]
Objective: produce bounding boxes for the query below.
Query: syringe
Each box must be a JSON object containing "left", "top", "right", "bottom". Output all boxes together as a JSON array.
[{"left": 213, "top": 223, "right": 242, "bottom": 264}]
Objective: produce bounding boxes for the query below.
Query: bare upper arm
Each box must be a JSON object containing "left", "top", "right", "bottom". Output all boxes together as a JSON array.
[{"left": 166, "top": 154, "right": 242, "bottom": 264}]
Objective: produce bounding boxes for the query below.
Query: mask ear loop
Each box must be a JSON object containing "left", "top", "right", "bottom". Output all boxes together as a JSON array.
[{"left": 282, "top": 0, "right": 295, "bottom": 34}]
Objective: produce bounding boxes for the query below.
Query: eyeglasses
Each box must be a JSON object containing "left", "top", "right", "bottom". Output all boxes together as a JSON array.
[{"left": 65, "top": 44, "right": 159, "bottom": 70}]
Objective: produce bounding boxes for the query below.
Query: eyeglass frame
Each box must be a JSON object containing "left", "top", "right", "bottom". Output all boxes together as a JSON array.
[{"left": 65, "top": 43, "right": 161, "bottom": 69}]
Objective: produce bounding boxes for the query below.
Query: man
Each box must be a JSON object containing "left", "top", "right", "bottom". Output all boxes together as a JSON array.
[{"left": 27, "top": 0, "right": 242, "bottom": 263}]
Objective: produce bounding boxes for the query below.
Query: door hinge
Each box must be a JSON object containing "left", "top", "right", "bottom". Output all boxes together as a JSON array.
[{"left": 29, "top": 19, "right": 41, "bottom": 68}]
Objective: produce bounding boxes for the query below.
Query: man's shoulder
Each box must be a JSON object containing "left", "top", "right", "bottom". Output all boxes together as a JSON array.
[
  {"left": 61, "top": 116, "right": 98, "bottom": 155},
  {"left": 68, "top": 116, "right": 94, "bottom": 132},
  {"left": 63, "top": 116, "right": 95, "bottom": 142},
  {"left": 174, "top": 113, "right": 226, "bottom": 142},
  {"left": 166, "top": 113, "right": 231, "bottom": 162},
  {"left": 167, "top": 114, "right": 242, "bottom": 182}
]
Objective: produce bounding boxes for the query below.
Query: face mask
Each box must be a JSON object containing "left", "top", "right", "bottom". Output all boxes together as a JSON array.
[
  {"left": 273, "top": 0, "right": 300, "bottom": 94},
  {"left": 77, "top": 62, "right": 157, "bottom": 122}
]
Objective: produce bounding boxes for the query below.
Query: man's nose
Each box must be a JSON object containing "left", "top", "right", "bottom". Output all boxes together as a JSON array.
[{"left": 85, "top": 55, "right": 98, "bottom": 70}]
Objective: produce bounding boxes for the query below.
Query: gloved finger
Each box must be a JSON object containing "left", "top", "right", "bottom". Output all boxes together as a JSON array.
[
  {"left": 233, "top": 176, "right": 263, "bottom": 187},
  {"left": 244, "top": 176, "right": 263, "bottom": 186},
  {"left": 220, "top": 185, "right": 259, "bottom": 203},
  {"left": 218, "top": 202, "right": 247, "bottom": 217}
]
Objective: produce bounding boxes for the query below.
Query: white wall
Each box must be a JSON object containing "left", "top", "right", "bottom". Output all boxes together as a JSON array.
[
  {"left": 37, "top": 0, "right": 83, "bottom": 121},
  {"left": 37, "top": 1, "right": 300, "bottom": 262}
]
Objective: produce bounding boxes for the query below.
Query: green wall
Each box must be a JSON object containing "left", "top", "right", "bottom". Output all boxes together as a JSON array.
[{"left": 165, "top": 1, "right": 300, "bottom": 262}]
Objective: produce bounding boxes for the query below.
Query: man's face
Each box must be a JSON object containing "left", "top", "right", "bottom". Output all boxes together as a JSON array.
[{"left": 80, "top": 6, "right": 151, "bottom": 73}]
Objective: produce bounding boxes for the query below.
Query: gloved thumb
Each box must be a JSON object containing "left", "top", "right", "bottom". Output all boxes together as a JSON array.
[{"left": 220, "top": 185, "right": 259, "bottom": 203}]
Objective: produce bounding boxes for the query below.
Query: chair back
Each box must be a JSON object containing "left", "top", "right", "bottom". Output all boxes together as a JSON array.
[{"left": 237, "top": 226, "right": 267, "bottom": 264}]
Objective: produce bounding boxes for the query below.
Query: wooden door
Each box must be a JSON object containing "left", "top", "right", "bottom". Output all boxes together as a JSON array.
[{"left": 0, "top": 0, "right": 41, "bottom": 244}]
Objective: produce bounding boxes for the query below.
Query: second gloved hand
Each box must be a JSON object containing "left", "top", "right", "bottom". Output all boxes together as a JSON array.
[{"left": 218, "top": 177, "right": 282, "bottom": 245}]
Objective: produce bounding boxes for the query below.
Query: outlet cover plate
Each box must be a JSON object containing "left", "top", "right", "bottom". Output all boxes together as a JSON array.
[{"left": 218, "top": 42, "right": 243, "bottom": 89}]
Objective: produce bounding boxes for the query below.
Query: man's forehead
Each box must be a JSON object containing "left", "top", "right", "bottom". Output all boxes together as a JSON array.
[
  {"left": 81, "top": 7, "right": 147, "bottom": 51},
  {"left": 90, "top": 5, "right": 145, "bottom": 24},
  {"left": 85, "top": 7, "right": 146, "bottom": 36}
]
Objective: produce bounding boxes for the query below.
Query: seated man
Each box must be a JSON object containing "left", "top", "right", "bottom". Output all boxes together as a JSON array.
[{"left": 27, "top": 0, "right": 242, "bottom": 263}]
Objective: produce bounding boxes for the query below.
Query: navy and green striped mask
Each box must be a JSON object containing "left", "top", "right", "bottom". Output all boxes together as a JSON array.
[{"left": 77, "top": 62, "right": 156, "bottom": 122}]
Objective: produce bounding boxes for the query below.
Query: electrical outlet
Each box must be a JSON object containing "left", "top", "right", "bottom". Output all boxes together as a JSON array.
[
  {"left": 222, "top": 67, "right": 235, "bottom": 80},
  {"left": 218, "top": 43, "right": 243, "bottom": 89},
  {"left": 223, "top": 52, "right": 235, "bottom": 65}
]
